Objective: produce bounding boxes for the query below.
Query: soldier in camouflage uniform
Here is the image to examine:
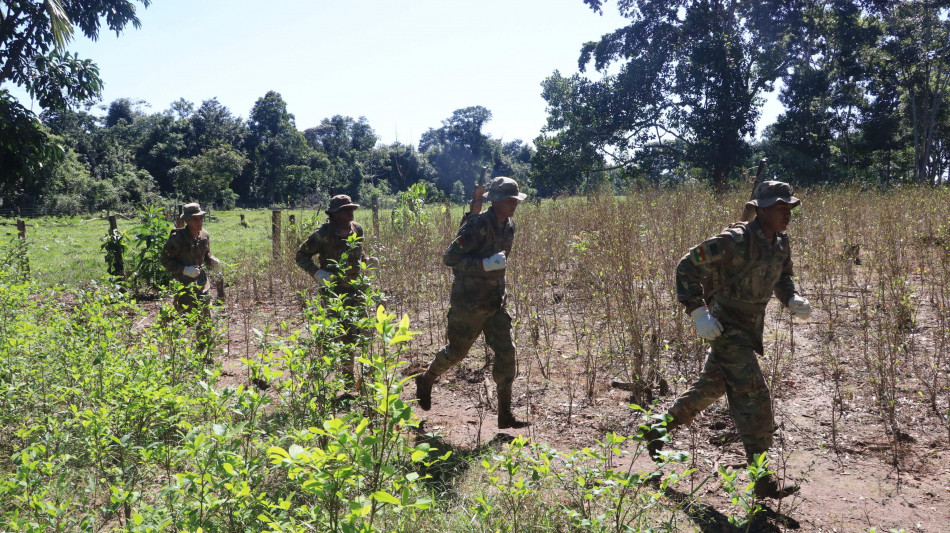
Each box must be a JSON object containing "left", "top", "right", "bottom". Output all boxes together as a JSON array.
[
  {"left": 296, "top": 195, "right": 378, "bottom": 382},
  {"left": 161, "top": 202, "right": 221, "bottom": 357},
  {"left": 415, "top": 177, "right": 530, "bottom": 429},
  {"left": 646, "top": 181, "right": 812, "bottom": 499}
]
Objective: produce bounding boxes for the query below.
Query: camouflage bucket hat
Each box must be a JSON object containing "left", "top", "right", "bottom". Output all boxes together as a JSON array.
[
  {"left": 181, "top": 202, "right": 207, "bottom": 221},
  {"left": 483, "top": 176, "right": 527, "bottom": 202},
  {"left": 326, "top": 194, "right": 360, "bottom": 214},
  {"left": 746, "top": 180, "right": 801, "bottom": 209}
]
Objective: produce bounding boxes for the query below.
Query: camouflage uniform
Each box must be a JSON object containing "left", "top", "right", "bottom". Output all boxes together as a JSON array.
[
  {"left": 671, "top": 217, "right": 799, "bottom": 461},
  {"left": 295, "top": 220, "right": 369, "bottom": 288},
  {"left": 161, "top": 226, "right": 218, "bottom": 312},
  {"left": 424, "top": 205, "right": 517, "bottom": 390},
  {"left": 161, "top": 214, "right": 219, "bottom": 359},
  {"left": 295, "top": 219, "right": 370, "bottom": 379}
]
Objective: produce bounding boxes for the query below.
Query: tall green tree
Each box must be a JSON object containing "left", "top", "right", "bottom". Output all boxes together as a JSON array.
[
  {"left": 539, "top": 0, "right": 808, "bottom": 191},
  {"left": 170, "top": 144, "right": 246, "bottom": 208},
  {"left": 185, "top": 98, "right": 247, "bottom": 158},
  {"left": 244, "top": 91, "right": 317, "bottom": 204},
  {"left": 364, "top": 142, "right": 437, "bottom": 195},
  {"left": 0, "top": 0, "right": 150, "bottom": 204},
  {"left": 304, "top": 115, "right": 377, "bottom": 198},
  {"left": 420, "top": 106, "right": 494, "bottom": 194},
  {"left": 763, "top": 1, "right": 880, "bottom": 185},
  {"left": 881, "top": 0, "right": 950, "bottom": 184}
]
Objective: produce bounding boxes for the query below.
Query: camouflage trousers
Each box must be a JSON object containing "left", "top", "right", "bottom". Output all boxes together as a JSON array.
[
  {"left": 424, "top": 303, "right": 517, "bottom": 392},
  {"left": 320, "top": 287, "right": 365, "bottom": 381},
  {"left": 173, "top": 285, "right": 214, "bottom": 358},
  {"left": 669, "top": 329, "right": 774, "bottom": 461}
]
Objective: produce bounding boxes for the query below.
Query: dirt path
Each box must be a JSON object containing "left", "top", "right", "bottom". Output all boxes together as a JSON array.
[{"left": 178, "top": 287, "right": 950, "bottom": 533}]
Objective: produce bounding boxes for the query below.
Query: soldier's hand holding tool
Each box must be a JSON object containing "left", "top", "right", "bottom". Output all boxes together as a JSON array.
[
  {"left": 314, "top": 269, "right": 332, "bottom": 285},
  {"left": 482, "top": 251, "right": 507, "bottom": 271},
  {"left": 788, "top": 295, "right": 812, "bottom": 319},
  {"left": 691, "top": 306, "right": 723, "bottom": 340},
  {"left": 183, "top": 265, "right": 201, "bottom": 278},
  {"left": 208, "top": 257, "right": 220, "bottom": 269}
]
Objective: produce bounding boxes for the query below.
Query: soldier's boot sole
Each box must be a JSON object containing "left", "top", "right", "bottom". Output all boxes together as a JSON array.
[{"left": 415, "top": 374, "right": 433, "bottom": 411}]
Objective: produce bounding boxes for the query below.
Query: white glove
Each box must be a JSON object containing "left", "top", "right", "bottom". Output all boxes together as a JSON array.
[
  {"left": 482, "top": 251, "right": 507, "bottom": 271},
  {"left": 314, "top": 269, "right": 332, "bottom": 285},
  {"left": 788, "top": 295, "right": 812, "bottom": 319},
  {"left": 182, "top": 265, "right": 200, "bottom": 279},
  {"left": 691, "top": 306, "right": 723, "bottom": 341},
  {"left": 366, "top": 256, "right": 380, "bottom": 270}
]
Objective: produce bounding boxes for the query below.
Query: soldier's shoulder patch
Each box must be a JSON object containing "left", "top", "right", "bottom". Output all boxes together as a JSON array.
[{"left": 689, "top": 238, "right": 725, "bottom": 265}]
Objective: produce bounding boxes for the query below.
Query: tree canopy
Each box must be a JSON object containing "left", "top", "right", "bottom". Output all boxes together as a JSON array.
[
  {"left": 1, "top": 0, "right": 150, "bottom": 205},
  {"left": 532, "top": 0, "right": 950, "bottom": 192}
]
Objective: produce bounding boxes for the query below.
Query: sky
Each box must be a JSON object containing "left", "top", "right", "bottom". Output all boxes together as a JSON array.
[{"left": 6, "top": 0, "right": 783, "bottom": 146}]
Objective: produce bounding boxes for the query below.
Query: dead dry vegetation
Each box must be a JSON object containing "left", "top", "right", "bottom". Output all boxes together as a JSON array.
[{"left": 207, "top": 185, "right": 949, "bottom": 532}]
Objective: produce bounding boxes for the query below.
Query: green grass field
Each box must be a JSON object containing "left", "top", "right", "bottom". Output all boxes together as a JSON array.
[{"left": 1, "top": 203, "right": 468, "bottom": 286}]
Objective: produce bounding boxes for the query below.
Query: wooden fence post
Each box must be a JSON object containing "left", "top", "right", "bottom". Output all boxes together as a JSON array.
[
  {"left": 16, "top": 218, "right": 29, "bottom": 277},
  {"left": 106, "top": 215, "right": 125, "bottom": 279},
  {"left": 445, "top": 198, "right": 452, "bottom": 226},
  {"left": 272, "top": 210, "right": 282, "bottom": 261},
  {"left": 372, "top": 196, "right": 380, "bottom": 235},
  {"left": 286, "top": 214, "right": 297, "bottom": 254}
]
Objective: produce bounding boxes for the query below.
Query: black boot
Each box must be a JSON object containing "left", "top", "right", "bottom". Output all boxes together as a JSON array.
[
  {"left": 497, "top": 387, "right": 530, "bottom": 429},
  {"left": 753, "top": 473, "right": 800, "bottom": 499},
  {"left": 415, "top": 373, "right": 434, "bottom": 411},
  {"left": 643, "top": 415, "right": 679, "bottom": 462}
]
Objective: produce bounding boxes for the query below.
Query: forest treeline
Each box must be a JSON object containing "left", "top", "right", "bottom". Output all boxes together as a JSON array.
[
  {"left": 2, "top": 0, "right": 949, "bottom": 215},
  {"left": 9, "top": 97, "right": 534, "bottom": 214}
]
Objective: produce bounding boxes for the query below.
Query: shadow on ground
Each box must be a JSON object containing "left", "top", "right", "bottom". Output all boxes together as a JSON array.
[{"left": 662, "top": 485, "right": 800, "bottom": 532}]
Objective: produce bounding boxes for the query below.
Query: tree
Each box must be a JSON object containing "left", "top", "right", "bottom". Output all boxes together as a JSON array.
[
  {"left": 0, "top": 0, "right": 150, "bottom": 203},
  {"left": 0, "top": 90, "right": 60, "bottom": 207},
  {"left": 881, "top": 1, "right": 950, "bottom": 184},
  {"left": 105, "top": 98, "right": 140, "bottom": 127},
  {"left": 185, "top": 98, "right": 247, "bottom": 158},
  {"left": 541, "top": 0, "right": 808, "bottom": 191},
  {"left": 420, "top": 106, "right": 494, "bottom": 194},
  {"left": 1, "top": 0, "right": 149, "bottom": 109},
  {"left": 245, "top": 91, "right": 316, "bottom": 204},
  {"left": 304, "top": 115, "right": 378, "bottom": 198},
  {"left": 171, "top": 145, "right": 246, "bottom": 208},
  {"left": 363, "top": 142, "right": 437, "bottom": 195}
]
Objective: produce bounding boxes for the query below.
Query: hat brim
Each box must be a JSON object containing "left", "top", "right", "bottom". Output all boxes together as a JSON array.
[
  {"left": 182, "top": 210, "right": 207, "bottom": 220},
  {"left": 746, "top": 196, "right": 800, "bottom": 209},
  {"left": 326, "top": 203, "right": 360, "bottom": 213},
  {"left": 484, "top": 192, "right": 527, "bottom": 202}
]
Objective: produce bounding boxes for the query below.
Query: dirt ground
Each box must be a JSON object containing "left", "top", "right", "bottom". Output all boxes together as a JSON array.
[{"left": 184, "top": 282, "right": 949, "bottom": 533}]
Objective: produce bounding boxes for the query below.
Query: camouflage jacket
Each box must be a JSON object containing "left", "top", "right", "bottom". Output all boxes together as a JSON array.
[
  {"left": 161, "top": 228, "right": 218, "bottom": 292},
  {"left": 443, "top": 206, "right": 514, "bottom": 309},
  {"left": 295, "top": 221, "right": 368, "bottom": 284},
  {"left": 675, "top": 218, "right": 798, "bottom": 353}
]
